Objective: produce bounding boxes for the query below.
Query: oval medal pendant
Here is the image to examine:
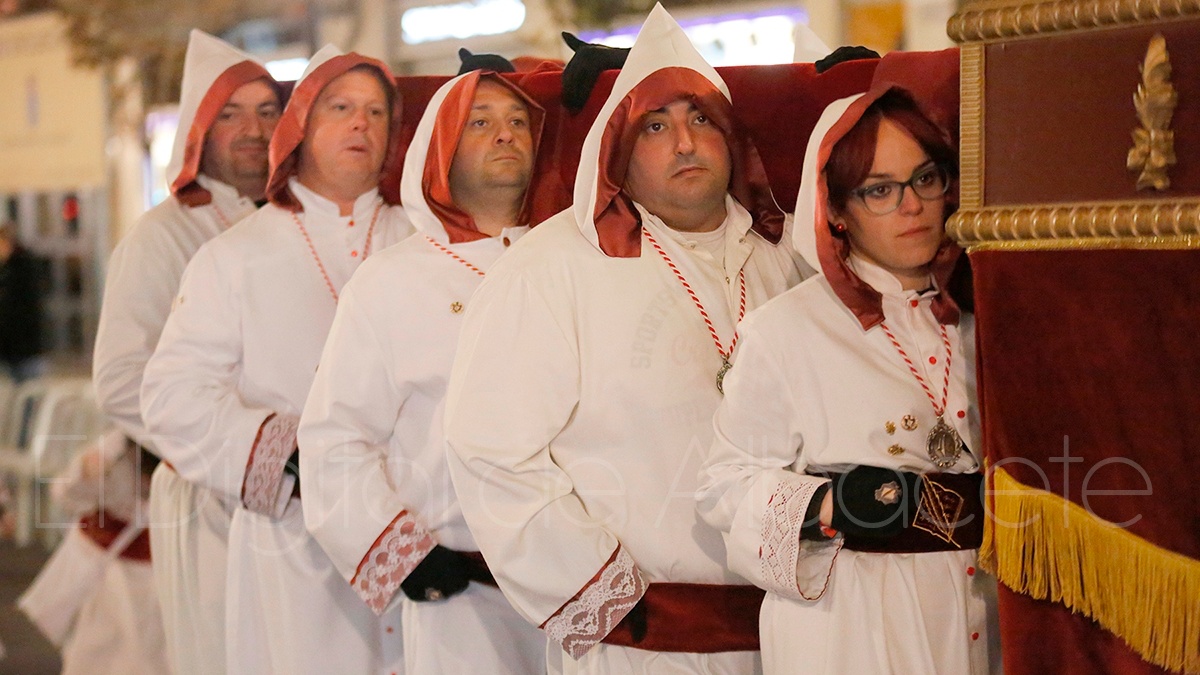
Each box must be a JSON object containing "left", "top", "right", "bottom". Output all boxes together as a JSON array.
[
  {"left": 926, "top": 416, "right": 963, "bottom": 468},
  {"left": 716, "top": 359, "right": 732, "bottom": 394}
]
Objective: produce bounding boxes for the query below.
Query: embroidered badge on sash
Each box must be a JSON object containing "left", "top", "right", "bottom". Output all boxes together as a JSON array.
[{"left": 913, "top": 476, "right": 964, "bottom": 546}]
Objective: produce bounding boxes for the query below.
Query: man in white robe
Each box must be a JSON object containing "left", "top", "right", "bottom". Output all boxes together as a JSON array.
[
  {"left": 140, "top": 45, "right": 412, "bottom": 674},
  {"left": 91, "top": 30, "right": 282, "bottom": 675},
  {"left": 443, "top": 6, "right": 812, "bottom": 673},
  {"left": 298, "top": 69, "right": 548, "bottom": 674}
]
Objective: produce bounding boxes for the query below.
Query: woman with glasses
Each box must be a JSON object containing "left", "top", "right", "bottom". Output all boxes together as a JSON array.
[{"left": 696, "top": 87, "right": 999, "bottom": 674}]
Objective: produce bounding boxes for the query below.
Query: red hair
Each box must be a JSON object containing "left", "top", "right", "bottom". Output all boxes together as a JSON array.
[{"left": 825, "top": 89, "right": 957, "bottom": 214}]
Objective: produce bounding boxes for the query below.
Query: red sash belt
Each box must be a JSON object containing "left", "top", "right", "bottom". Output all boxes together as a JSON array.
[
  {"left": 602, "top": 583, "right": 765, "bottom": 653},
  {"left": 78, "top": 511, "right": 151, "bottom": 562},
  {"left": 842, "top": 472, "right": 985, "bottom": 554}
]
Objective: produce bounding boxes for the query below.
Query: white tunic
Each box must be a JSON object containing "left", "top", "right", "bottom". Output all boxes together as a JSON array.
[
  {"left": 444, "top": 197, "right": 807, "bottom": 673},
  {"left": 696, "top": 256, "right": 999, "bottom": 674},
  {"left": 299, "top": 228, "right": 546, "bottom": 673},
  {"left": 93, "top": 174, "right": 254, "bottom": 675},
  {"left": 93, "top": 175, "right": 253, "bottom": 452},
  {"left": 141, "top": 180, "right": 412, "bottom": 674}
]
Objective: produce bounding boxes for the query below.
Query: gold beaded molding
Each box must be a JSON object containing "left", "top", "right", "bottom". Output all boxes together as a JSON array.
[
  {"left": 948, "top": 0, "right": 1200, "bottom": 43},
  {"left": 948, "top": 200, "right": 1200, "bottom": 250}
]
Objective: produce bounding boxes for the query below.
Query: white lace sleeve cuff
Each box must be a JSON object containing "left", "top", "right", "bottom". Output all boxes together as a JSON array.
[
  {"left": 241, "top": 413, "right": 299, "bottom": 518},
  {"left": 760, "top": 475, "right": 840, "bottom": 601},
  {"left": 350, "top": 510, "right": 436, "bottom": 615},
  {"left": 540, "top": 544, "right": 647, "bottom": 660}
]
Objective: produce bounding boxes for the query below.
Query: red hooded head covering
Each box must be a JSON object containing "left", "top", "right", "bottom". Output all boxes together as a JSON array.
[
  {"left": 793, "top": 84, "right": 962, "bottom": 330},
  {"left": 400, "top": 71, "right": 545, "bottom": 244},
  {"left": 169, "top": 30, "right": 281, "bottom": 207},
  {"left": 266, "top": 45, "right": 402, "bottom": 210},
  {"left": 572, "top": 4, "right": 784, "bottom": 258}
]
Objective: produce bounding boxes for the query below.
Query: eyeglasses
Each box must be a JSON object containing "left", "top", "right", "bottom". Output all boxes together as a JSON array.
[{"left": 850, "top": 164, "right": 950, "bottom": 216}]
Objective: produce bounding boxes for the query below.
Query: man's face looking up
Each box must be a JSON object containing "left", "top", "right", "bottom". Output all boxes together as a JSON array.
[{"left": 449, "top": 79, "right": 534, "bottom": 203}]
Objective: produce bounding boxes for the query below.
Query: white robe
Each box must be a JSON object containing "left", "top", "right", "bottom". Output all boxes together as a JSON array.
[
  {"left": 696, "top": 256, "right": 1000, "bottom": 674},
  {"left": 299, "top": 227, "right": 546, "bottom": 674},
  {"left": 444, "top": 197, "right": 808, "bottom": 673},
  {"left": 141, "top": 180, "right": 412, "bottom": 674},
  {"left": 93, "top": 174, "right": 254, "bottom": 675}
]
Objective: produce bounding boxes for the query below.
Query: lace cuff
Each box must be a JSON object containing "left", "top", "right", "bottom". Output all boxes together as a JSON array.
[
  {"left": 760, "top": 475, "right": 839, "bottom": 601},
  {"left": 241, "top": 413, "right": 299, "bottom": 518},
  {"left": 350, "top": 510, "right": 436, "bottom": 615},
  {"left": 540, "top": 544, "right": 647, "bottom": 660}
]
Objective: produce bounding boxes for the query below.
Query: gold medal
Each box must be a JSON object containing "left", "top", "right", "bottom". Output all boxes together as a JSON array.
[
  {"left": 926, "top": 415, "right": 964, "bottom": 468},
  {"left": 716, "top": 359, "right": 732, "bottom": 394}
]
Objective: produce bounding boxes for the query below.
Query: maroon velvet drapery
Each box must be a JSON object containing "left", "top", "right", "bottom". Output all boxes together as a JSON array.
[{"left": 973, "top": 248, "right": 1200, "bottom": 674}]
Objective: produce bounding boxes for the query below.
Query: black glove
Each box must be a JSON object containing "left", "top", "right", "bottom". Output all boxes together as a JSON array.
[
  {"left": 828, "top": 466, "right": 921, "bottom": 539},
  {"left": 561, "top": 32, "right": 629, "bottom": 113},
  {"left": 400, "top": 545, "right": 472, "bottom": 602},
  {"left": 457, "top": 48, "right": 515, "bottom": 75},
  {"left": 800, "top": 482, "right": 833, "bottom": 540},
  {"left": 284, "top": 448, "right": 300, "bottom": 498},
  {"left": 814, "top": 45, "right": 881, "bottom": 74}
]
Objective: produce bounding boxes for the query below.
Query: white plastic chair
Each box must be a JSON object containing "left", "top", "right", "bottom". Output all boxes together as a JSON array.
[
  {"left": 0, "top": 377, "right": 107, "bottom": 547},
  {"left": 1, "top": 376, "right": 49, "bottom": 449},
  {"left": 0, "top": 377, "right": 53, "bottom": 546}
]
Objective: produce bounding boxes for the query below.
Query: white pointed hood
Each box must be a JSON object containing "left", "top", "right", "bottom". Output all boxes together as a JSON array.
[
  {"left": 792, "top": 22, "right": 832, "bottom": 63},
  {"left": 572, "top": 3, "right": 784, "bottom": 258},
  {"left": 400, "top": 70, "right": 545, "bottom": 243},
  {"left": 794, "top": 85, "right": 962, "bottom": 330},
  {"left": 266, "top": 44, "right": 403, "bottom": 210},
  {"left": 169, "top": 30, "right": 279, "bottom": 206}
]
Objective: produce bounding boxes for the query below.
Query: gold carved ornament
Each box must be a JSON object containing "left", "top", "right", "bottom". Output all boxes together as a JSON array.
[{"left": 1127, "top": 34, "right": 1177, "bottom": 191}]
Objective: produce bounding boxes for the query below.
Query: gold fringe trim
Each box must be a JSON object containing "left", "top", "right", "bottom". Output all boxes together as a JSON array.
[{"left": 986, "top": 467, "right": 1200, "bottom": 673}]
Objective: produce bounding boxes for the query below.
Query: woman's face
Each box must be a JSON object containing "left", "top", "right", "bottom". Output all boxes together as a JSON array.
[{"left": 831, "top": 118, "right": 947, "bottom": 290}]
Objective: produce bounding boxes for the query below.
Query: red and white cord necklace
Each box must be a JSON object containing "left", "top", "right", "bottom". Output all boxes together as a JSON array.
[
  {"left": 212, "top": 204, "right": 233, "bottom": 230},
  {"left": 425, "top": 236, "right": 486, "bottom": 277},
  {"left": 291, "top": 201, "right": 383, "bottom": 303},
  {"left": 643, "top": 226, "right": 745, "bottom": 394},
  {"left": 879, "top": 321, "right": 963, "bottom": 468}
]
